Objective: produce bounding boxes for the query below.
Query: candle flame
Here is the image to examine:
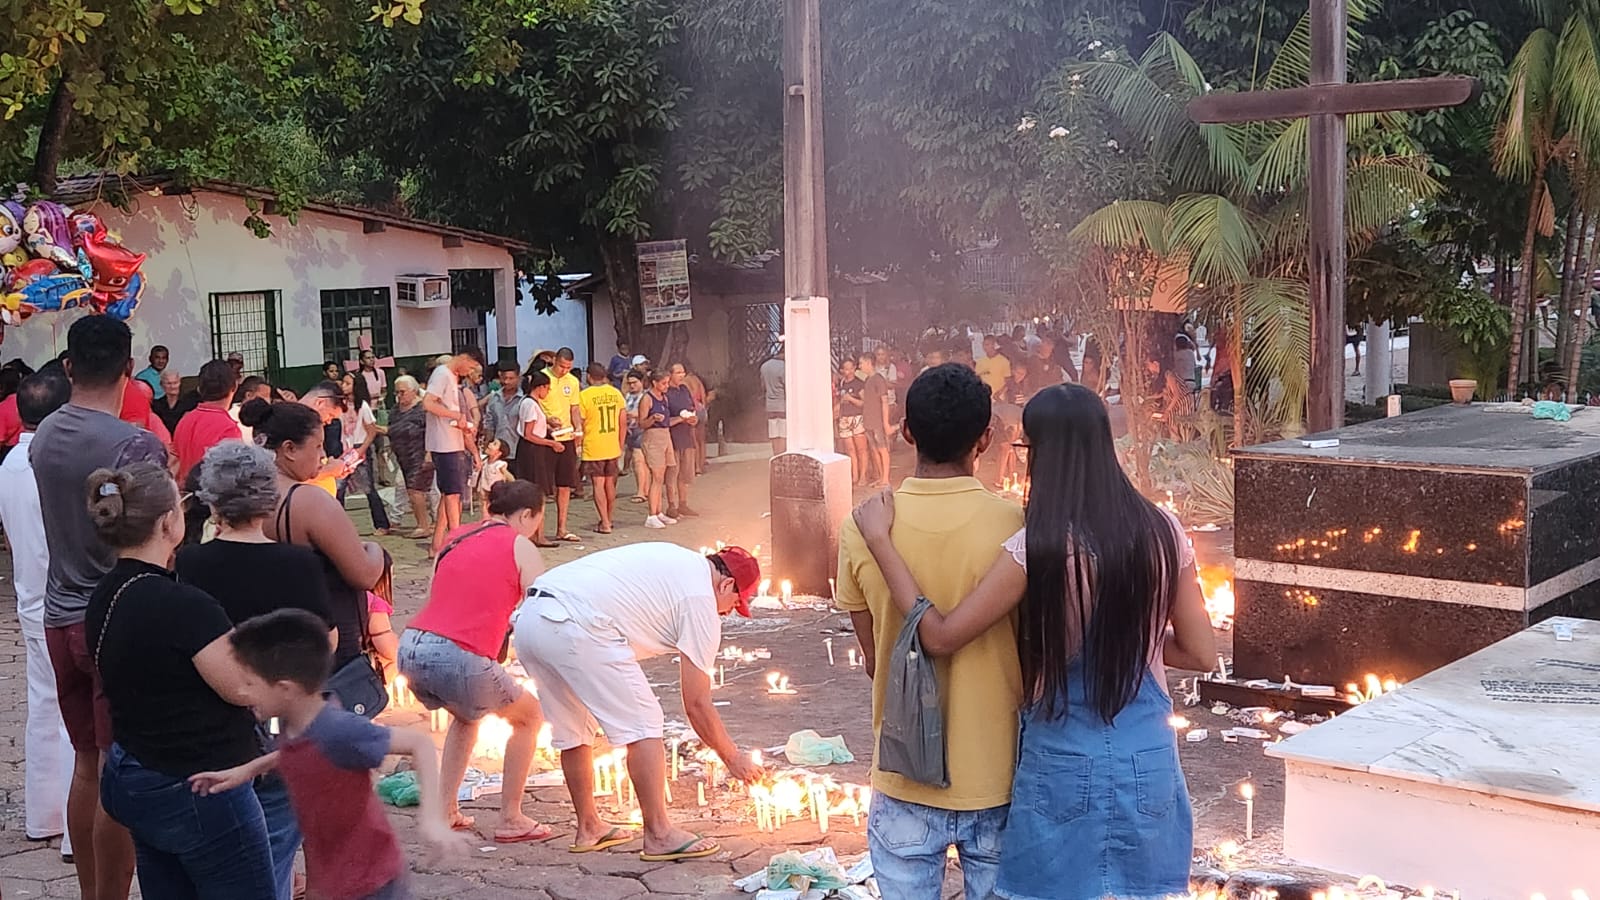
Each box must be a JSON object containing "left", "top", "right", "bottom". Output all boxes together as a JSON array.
[
  {"left": 1240, "top": 783, "right": 1254, "bottom": 800},
  {"left": 1198, "top": 565, "right": 1235, "bottom": 629},
  {"left": 1345, "top": 673, "right": 1403, "bottom": 705}
]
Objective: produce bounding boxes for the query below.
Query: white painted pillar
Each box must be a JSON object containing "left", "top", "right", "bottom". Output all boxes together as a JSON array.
[
  {"left": 1364, "top": 319, "right": 1392, "bottom": 403},
  {"left": 784, "top": 296, "right": 834, "bottom": 451}
]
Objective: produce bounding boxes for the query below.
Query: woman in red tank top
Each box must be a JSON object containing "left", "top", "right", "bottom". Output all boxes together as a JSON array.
[{"left": 398, "top": 480, "right": 552, "bottom": 843}]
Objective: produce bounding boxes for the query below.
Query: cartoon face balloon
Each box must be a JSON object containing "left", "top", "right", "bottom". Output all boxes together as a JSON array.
[
  {"left": 0, "top": 202, "right": 25, "bottom": 270},
  {"left": 23, "top": 201, "right": 77, "bottom": 271}
]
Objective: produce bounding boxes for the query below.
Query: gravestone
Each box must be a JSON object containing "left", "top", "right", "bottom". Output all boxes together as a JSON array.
[
  {"left": 1231, "top": 404, "right": 1600, "bottom": 690},
  {"left": 770, "top": 450, "right": 851, "bottom": 597},
  {"left": 1268, "top": 617, "right": 1600, "bottom": 895}
]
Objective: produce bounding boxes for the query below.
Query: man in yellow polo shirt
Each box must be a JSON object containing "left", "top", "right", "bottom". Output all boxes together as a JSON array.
[
  {"left": 974, "top": 334, "right": 1011, "bottom": 399},
  {"left": 836, "top": 363, "right": 1022, "bottom": 900},
  {"left": 578, "top": 362, "right": 626, "bottom": 534},
  {"left": 537, "top": 347, "right": 584, "bottom": 542}
]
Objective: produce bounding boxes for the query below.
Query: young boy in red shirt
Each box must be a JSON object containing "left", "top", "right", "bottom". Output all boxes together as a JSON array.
[{"left": 189, "top": 609, "right": 459, "bottom": 899}]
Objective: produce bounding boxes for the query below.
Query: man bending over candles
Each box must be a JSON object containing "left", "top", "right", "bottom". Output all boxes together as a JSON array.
[{"left": 511, "top": 543, "right": 765, "bottom": 861}]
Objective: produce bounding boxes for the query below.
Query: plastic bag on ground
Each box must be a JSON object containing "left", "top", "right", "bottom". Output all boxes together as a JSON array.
[
  {"left": 766, "top": 848, "right": 850, "bottom": 892},
  {"left": 376, "top": 770, "right": 420, "bottom": 807},
  {"left": 784, "top": 729, "right": 855, "bottom": 767},
  {"left": 1532, "top": 400, "right": 1573, "bottom": 421}
]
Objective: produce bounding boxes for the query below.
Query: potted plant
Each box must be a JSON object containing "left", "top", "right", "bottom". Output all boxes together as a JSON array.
[{"left": 1449, "top": 378, "right": 1478, "bottom": 405}]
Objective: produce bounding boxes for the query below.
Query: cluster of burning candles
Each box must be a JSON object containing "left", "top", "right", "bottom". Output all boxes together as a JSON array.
[{"left": 1268, "top": 518, "right": 1528, "bottom": 562}]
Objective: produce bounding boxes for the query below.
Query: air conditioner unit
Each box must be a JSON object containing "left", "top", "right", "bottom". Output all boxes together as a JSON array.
[{"left": 395, "top": 275, "right": 451, "bottom": 309}]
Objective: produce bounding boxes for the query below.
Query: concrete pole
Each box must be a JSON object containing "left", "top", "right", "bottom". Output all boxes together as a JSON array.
[
  {"left": 1364, "top": 319, "right": 1392, "bottom": 403},
  {"left": 772, "top": 0, "right": 850, "bottom": 597}
]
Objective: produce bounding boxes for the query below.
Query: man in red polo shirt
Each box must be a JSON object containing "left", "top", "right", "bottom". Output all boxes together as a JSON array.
[{"left": 174, "top": 359, "right": 243, "bottom": 482}]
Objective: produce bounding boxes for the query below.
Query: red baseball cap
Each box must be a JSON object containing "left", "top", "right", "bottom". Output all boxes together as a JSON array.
[{"left": 714, "top": 546, "right": 761, "bottom": 617}]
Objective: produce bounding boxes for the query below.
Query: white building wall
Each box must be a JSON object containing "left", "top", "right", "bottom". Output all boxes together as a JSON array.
[{"left": 1, "top": 190, "right": 514, "bottom": 378}]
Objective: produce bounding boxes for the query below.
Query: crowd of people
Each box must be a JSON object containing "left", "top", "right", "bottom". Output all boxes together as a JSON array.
[
  {"left": 0, "top": 313, "right": 1222, "bottom": 900},
  {"left": 0, "top": 317, "right": 774, "bottom": 899}
]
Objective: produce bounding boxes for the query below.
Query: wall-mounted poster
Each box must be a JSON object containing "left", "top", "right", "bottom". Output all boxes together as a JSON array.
[{"left": 638, "top": 239, "right": 692, "bottom": 324}]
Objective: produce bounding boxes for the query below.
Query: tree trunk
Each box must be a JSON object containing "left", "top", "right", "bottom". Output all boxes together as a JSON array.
[
  {"left": 1568, "top": 222, "right": 1600, "bottom": 402},
  {"left": 597, "top": 230, "right": 645, "bottom": 351},
  {"left": 33, "top": 76, "right": 74, "bottom": 195},
  {"left": 1509, "top": 168, "right": 1548, "bottom": 397},
  {"left": 1556, "top": 206, "right": 1583, "bottom": 369},
  {"left": 1562, "top": 212, "right": 1593, "bottom": 388}
]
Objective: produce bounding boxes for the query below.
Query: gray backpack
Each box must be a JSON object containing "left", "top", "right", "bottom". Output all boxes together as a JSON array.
[{"left": 877, "top": 597, "right": 948, "bottom": 787}]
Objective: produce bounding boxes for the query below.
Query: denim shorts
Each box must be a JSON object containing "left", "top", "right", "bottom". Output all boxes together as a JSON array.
[
  {"left": 397, "top": 629, "right": 520, "bottom": 723},
  {"left": 432, "top": 450, "right": 469, "bottom": 497}
]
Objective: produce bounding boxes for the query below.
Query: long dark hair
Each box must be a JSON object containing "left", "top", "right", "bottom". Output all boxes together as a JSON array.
[{"left": 1019, "top": 383, "right": 1181, "bottom": 724}]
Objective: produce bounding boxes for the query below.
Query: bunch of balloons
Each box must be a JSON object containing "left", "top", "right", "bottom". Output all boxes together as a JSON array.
[{"left": 0, "top": 199, "right": 147, "bottom": 342}]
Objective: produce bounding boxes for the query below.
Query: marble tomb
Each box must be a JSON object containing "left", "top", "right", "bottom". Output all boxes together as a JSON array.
[
  {"left": 1267, "top": 617, "right": 1600, "bottom": 896},
  {"left": 1232, "top": 404, "right": 1600, "bottom": 689}
]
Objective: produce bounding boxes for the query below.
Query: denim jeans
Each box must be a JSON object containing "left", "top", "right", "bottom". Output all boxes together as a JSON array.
[
  {"left": 255, "top": 771, "right": 303, "bottom": 900},
  {"left": 100, "top": 743, "right": 278, "bottom": 900},
  {"left": 867, "top": 791, "right": 1009, "bottom": 900}
]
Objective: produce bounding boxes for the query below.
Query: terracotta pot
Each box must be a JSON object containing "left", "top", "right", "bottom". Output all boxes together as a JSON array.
[{"left": 1449, "top": 379, "right": 1477, "bottom": 405}]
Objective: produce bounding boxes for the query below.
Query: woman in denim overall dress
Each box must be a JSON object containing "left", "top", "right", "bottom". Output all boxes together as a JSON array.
[{"left": 853, "top": 383, "right": 1217, "bottom": 900}]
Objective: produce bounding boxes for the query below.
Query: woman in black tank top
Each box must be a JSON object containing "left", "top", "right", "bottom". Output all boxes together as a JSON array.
[{"left": 239, "top": 398, "right": 386, "bottom": 666}]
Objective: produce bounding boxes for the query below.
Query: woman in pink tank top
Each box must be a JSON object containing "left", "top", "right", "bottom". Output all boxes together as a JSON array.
[{"left": 398, "top": 480, "right": 553, "bottom": 843}]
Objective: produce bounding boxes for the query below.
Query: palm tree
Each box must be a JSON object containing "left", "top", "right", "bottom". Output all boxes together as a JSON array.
[
  {"left": 1496, "top": 1, "right": 1600, "bottom": 396},
  {"left": 1066, "top": 19, "right": 1440, "bottom": 442}
]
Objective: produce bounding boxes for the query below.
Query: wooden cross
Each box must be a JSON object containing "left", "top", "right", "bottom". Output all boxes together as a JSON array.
[{"left": 1187, "top": 0, "right": 1480, "bottom": 433}]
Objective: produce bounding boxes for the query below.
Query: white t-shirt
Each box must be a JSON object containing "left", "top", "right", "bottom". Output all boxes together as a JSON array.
[
  {"left": 424, "top": 365, "right": 465, "bottom": 453},
  {"left": 518, "top": 395, "right": 547, "bottom": 440},
  {"left": 532, "top": 543, "right": 722, "bottom": 673},
  {"left": 0, "top": 433, "right": 49, "bottom": 628},
  {"left": 343, "top": 402, "right": 377, "bottom": 448},
  {"left": 230, "top": 404, "right": 252, "bottom": 445}
]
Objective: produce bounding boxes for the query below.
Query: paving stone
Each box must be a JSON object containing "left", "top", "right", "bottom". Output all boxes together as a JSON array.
[
  {"left": 573, "top": 852, "right": 661, "bottom": 878},
  {"left": 2, "top": 878, "right": 47, "bottom": 899},
  {"left": 639, "top": 861, "right": 737, "bottom": 895},
  {"left": 409, "top": 871, "right": 478, "bottom": 898},
  {"left": 2, "top": 848, "right": 75, "bottom": 881},
  {"left": 458, "top": 888, "right": 551, "bottom": 900},
  {"left": 544, "top": 873, "right": 645, "bottom": 900}
]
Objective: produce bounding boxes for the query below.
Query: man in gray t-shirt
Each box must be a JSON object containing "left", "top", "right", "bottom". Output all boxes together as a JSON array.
[
  {"left": 30, "top": 315, "right": 164, "bottom": 900},
  {"left": 33, "top": 403, "right": 166, "bottom": 628},
  {"left": 759, "top": 350, "right": 786, "bottom": 455}
]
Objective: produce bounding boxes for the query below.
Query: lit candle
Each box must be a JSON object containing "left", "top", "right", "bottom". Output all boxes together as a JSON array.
[
  {"left": 825, "top": 637, "right": 835, "bottom": 666},
  {"left": 757, "top": 578, "right": 771, "bottom": 598},
  {"left": 670, "top": 739, "right": 680, "bottom": 781},
  {"left": 848, "top": 648, "right": 860, "bottom": 668},
  {"left": 717, "top": 664, "right": 726, "bottom": 688},
  {"left": 614, "top": 757, "right": 624, "bottom": 805},
  {"left": 781, "top": 580, "right": 793, "bottom": 604},
  {"left": 697, "top": 781, "right": 707, "bottom": 807},
  {"left": 1241, "top": 783, "right": 1255, "bottom": 841}
]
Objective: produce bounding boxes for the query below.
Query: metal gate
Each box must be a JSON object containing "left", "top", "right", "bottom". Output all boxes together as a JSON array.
[
  {"left": 209, "top": 290, "right": 284, "bottom": 380},
  {"left": 734, "top": 297, "right": 864, "bottom": 371}
]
